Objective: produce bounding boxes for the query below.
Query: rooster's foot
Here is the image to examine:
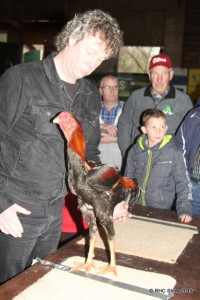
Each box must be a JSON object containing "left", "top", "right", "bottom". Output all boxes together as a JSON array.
[
  {"left": 97, "top": 264, "right": 117, "bottom": 276},
  {"left": 70, "top": 260, "right": 97, "bottom": 273}
]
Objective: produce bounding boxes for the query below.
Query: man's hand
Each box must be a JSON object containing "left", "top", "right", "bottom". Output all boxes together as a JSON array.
[
  {"left": 101, "top": 132, "right": 118, "bottom": 143},
  {"left": 113, "top": 201, "right": 132, "bottom": 223},
  {"left": 0, "top": 204, "right": 31, "bottom": 238},
  {"left": 100, "top": 124, "right": 118, "bottom": 143},
  {"left": 100, "top": 124, "right": 118, "bottom": 137},
  {"left": 179, "top": 214, "right": 192, "bottom": 223}
]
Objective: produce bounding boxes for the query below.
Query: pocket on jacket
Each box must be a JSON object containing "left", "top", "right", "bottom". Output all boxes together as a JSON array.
[
  {"left": 74, "top": 110, "right": 99, "bottom": 143},
  {"left": 85, "top": 111, "right": 99, "bottom": 126},
  {"left": 152, "top": 160, "right": 173, "bottom": 177},
  {"left": 132, "top": 160, "right": 145, "bottom": 177},
  {"left": 32, "top": 102, "right": 62, "bottom": 136}
]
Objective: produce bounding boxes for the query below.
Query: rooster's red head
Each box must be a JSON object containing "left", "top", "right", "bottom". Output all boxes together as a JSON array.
[{"left": 53, "top": 112, "right": 86, "bottom": 164}]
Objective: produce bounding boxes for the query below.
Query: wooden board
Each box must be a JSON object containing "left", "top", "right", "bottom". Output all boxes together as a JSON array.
[
  {"left": 77, "top": 215, "right": 198, "bottom": 263},
  {"left": 13, "top": 256, "right": 176, "bottom": 300}
]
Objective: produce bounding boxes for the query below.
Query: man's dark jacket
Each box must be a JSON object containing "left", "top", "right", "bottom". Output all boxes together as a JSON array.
[{"left": 0, "top": 53, "right": 101, "bottom": 212}]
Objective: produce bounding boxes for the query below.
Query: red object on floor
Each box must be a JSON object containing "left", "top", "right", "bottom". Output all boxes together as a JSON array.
[{"left": 62, "top": 193, "right": 88, "bottom": 232}]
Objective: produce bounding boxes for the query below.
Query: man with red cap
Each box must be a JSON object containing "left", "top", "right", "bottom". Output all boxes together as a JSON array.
[{"left": 118, "top": 53, "right": 193, "bottom": 160}]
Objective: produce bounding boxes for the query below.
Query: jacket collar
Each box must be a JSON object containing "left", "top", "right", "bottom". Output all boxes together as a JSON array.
[
  {"left": 138, "top": 134, "right": 173, "bottom": 150},
  {"left": 43, "top": 52, "right": 92, "bottom": 94},
  {"left": 144, "top": 84, "right": 176, "bottom": 99},
  {"left": 43, "top": 52, "right": 60, "bottom": 84}
]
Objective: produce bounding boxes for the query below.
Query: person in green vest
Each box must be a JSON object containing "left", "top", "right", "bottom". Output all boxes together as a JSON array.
[{"left": 124, "top": 108, "right": 192, "bottom": 223}]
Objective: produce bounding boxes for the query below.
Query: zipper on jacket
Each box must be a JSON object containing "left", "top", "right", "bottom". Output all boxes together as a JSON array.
[
  {"left": 141, "top": 149, "right": 152, "bottom": 206},
  {"left": 152, "top": 161, "right": 172, "bottom": 167}
]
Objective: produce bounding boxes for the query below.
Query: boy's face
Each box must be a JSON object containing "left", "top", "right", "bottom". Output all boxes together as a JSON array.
[{"left": 141, "top": 116, "right": 168, "bottom": 147}]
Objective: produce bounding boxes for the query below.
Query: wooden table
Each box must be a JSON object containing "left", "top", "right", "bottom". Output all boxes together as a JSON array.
[{"left": 0, "top": 205, "right": 199, "bottom": 300}]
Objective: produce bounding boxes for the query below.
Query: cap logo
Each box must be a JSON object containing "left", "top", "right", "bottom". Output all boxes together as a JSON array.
[
  {"left": 152, "top": 57, "right": 167, "bottom": 64},
  {"left": 149, "top": 54, "right": 172, "bottom": 69}
]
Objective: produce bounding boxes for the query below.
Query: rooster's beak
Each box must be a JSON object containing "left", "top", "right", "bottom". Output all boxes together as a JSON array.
[{"left": 53, "top": 117, "right": 58, "bottom": 124}]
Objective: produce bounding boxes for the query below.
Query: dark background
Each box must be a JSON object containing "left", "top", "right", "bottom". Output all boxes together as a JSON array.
[{"left": 0, "top": 0, "right": 199, "bottom": 68}]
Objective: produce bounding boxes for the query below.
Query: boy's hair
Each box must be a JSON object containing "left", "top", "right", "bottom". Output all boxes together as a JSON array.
[
  {"left": 142, "top": 109, "right": 166, "bottom": 126},
  {"left": 55, "top": 9, "right": 123, "bottom": 58}
]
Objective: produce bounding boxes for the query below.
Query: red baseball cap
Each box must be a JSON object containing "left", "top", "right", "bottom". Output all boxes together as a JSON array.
[{"left": 149, "top": 54, "right": 172, "bottom": 69}]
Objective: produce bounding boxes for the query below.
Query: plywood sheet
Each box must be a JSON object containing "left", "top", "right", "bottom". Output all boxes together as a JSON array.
[
  {"left": 13, "top": 256, "right": 176, "bottom": 300},
  {"left": 78, "top": 215, "right": 198, "bottom": 263}
]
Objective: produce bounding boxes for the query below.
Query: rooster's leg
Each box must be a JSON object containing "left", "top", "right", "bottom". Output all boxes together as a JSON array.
[
  {"left": 97, "top": 236, "right": 117, "bottom": 276},
  {"left": 70, "top": 233, "right": 98, "bottom": 273}
]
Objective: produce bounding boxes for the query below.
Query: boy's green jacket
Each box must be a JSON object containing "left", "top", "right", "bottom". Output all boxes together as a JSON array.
[{"left": 124, "top": 135, "right": 192, "bottom": 217}]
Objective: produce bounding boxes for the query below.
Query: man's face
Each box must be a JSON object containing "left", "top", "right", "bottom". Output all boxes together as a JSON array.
[
  {"left": 64, "top": 32, "right": 111, "bottom": 83},
  {"left": 99, "top": 77, "right": 119, "bottom": 105},
  {"left": 141, "top": 116, "right": 168, "bottom": 148},
  {"left": 148, "top": 66, "right": 174, "bottom": 94}
]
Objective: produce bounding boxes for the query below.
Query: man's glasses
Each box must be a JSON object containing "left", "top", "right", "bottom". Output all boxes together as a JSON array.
[{"left": 100, "top": 85, "right": 119, "bottom": 90}]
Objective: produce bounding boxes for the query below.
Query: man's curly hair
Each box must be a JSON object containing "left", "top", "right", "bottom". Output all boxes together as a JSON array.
[{"left": 54, "top": 9, "right": 123, "bottom": 58}]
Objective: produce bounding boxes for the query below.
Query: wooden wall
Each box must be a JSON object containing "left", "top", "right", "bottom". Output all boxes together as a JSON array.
[{"left": 0, "top": 0, "right": 199, "bottom": 68}]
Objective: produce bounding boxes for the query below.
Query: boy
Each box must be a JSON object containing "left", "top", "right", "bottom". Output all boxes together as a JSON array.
[{"left": 124, "top": 108, "right": 192, "bottom": 223}]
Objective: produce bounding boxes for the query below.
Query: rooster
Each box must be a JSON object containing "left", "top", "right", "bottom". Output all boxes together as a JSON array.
[{"left": 53, "top": 112, "right": 138, "bottom": 276}]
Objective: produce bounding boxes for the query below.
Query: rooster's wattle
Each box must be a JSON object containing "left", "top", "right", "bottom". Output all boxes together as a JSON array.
[{"left": 53, "top": 112, "right": 138, "bottom": 275}]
